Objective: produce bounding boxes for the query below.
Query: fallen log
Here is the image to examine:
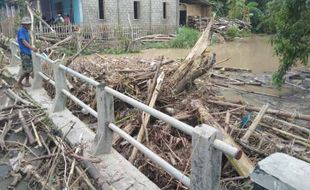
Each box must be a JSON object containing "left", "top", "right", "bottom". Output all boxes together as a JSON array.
[
  {"left": 207, "top": 100, "right": 310, "bottom": 122},
  {"left": 174, "top": 53, "right": 216, "bottom": 94},
  {"left": 47, "top": 35, "right": 73, "bottom": 50},
  {"left": 169, "top": 17, "right": 214, "bottom": 91},
  {"left": 191, "top": 99, "right": 254, "bottom": 177},
  {"left": 213, "top": 66, "right": 252, "bottom": 72},
  {"left": 37, "top": 36, "right": 59, "bottom": 43}
]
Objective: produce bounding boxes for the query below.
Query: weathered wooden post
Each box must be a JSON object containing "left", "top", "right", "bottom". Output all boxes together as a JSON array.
[
  {"left": 10, "top": 40, "right": 18, "bottom": 66},
  {"left": 31, "top": 53, "right": 43, "bottom": 89},
  {"left": 191, "top": 124, "right": 222, "bottom": 190},
  {"left": 74, "top": 31, "right": 82, "bottom": 52},
  {"left": 51, "top": 62, "right": 68, "bottom": 112},
  {"left": 93, "top": 83, "right": 115, "bottom": 155}
]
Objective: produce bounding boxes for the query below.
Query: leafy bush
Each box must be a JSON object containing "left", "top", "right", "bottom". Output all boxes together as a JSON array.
[
  {"left": 142, "top": 27, "right": 200, "bottom": 49},
  {"left": 225, "top": 26, "right": 251, "bottom": 40},
  {"left": 225, "top": 26, "right": 240, "bottom": 39},
  {"left": 267, "top": 0, "right": 310, "bottom": 86},
  {"left": 168, "top": 27, "right": 201, "bottom": 48}
]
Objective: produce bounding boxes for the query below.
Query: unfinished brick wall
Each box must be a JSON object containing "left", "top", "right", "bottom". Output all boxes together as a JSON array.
[{"left": 81, "top": 0, "right": 179, "bottom": 30}]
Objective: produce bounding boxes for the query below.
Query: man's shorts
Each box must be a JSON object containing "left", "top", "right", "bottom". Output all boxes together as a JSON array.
[{"left": 20, "top": 53, "right": 33, "bottom": 75}]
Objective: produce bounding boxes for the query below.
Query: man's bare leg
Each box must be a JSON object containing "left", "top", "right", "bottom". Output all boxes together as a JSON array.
[
  {"left": 24, "top": 73, "right": 31, "bottom": 87},
  {"left": 17, "top": 73, "right": 26, "bottom": 87}
]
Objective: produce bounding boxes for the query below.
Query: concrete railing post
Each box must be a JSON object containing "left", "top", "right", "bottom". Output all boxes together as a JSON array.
[
  {"left": 93, "top": 83, "right": 114, "bottom": 155},
  {"left": 31, "top": 53, "right": 43, "bottom": 90},
  {"left": 190, "top": 124, "right": 222, "bottom": 190},
  {"left": 51, "top": 62, "right": 68, "bottom": 112}
]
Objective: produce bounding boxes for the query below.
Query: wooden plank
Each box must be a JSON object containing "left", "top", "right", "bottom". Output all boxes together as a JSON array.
[{"left": 191, "top": 99, "right": 254, "bottom": 177}]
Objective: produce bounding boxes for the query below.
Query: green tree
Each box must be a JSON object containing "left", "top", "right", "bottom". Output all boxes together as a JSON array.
[{"left": 267, "top": 0, "right": 310, "bottom": 86}]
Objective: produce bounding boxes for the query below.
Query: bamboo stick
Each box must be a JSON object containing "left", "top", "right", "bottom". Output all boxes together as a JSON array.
[
  {"left": 129, "top": 72, "right": 165, "bottom": 163},
  {"left": 207, "top": 100, "right": 310, "bottom": 121}
]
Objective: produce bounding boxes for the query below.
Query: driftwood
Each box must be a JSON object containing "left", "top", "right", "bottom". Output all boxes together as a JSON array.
[
  {"left": 66, "top": 37, "right": 96, "bottom": 67},
  {"left": 241, "top": 104, "right": 269, "bottom": 143},
  {"left": 169, "top": 17, "right": 214, "bottom": 91},
  {"left": 191, "top": 99, "right": 254, "bottom": 177},
  {"left": 174, "top": 53, "right": 216, "bottom": 93},
  {"left": 262, "top": 115, "right": 310, "bottom": 136},
  {"left": 37, "top": 36, "right": 59, "bottom": 43},
  {"left": 31, "top": 122, "right": 42, "bottom": 147},
  {"left": 1, "top": 79, "right": 32, "bottom": 105},
  {"left": 129, "top": 72, "right": 165, "bottom": 163},
  {"left": 213, "top": 66, "right": 252, "bottom": 72},
  {"left": 207, "top": 100, "right": 310, "bottom": 121},
  {"left": 260, "top": 123, "right": 310, "bottom": 145},
  {"left": 0, "top": 120, "right": 12, "bottom": 150},
  {"left": 48, "top": 35, "right": 73, "bottom": 50},
  {"left": 18, "top": 110, "right": 36, "bottom": 145}
]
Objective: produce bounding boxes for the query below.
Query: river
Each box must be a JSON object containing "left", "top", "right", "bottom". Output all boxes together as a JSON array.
[
  {"left": 104, "top": 35, "right": 310, "bottom": 118},
  {"left": 108, "top": 35, "right": 285, "bottom": 74}
]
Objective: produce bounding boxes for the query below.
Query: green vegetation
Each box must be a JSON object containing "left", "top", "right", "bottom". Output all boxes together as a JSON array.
[
  {"left": 225, "top": 26, "right": 251, "bottom": 40},
  {"left": 208, "top": 0, "right": 309, "bottom": 86},
  {"left": 145, "top": 27, "right": 201, "bottom": 49},
  {"left": 266, "top": 0, "right": 310, "bottom": 86},
  {"left": 169, "top": 27, "right": 201, "bottom": 48}
]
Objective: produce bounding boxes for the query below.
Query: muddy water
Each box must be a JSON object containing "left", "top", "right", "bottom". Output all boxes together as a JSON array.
[
  {"left": 108, "top": 35, "right": 285, "bottom": 74},
  {"left": 212, "top": 35, "right": 281, "bottom": 73}
]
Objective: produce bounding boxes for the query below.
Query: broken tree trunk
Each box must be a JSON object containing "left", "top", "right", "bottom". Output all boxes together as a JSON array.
[
  {"left": 169, "top": 17, "right": 214, "bottom": 91},
  {"left": 129, "top": 72, "right": 165, "bottom": 163},
  {"left": 191, "top": 99, "right": 254, "bottom": 177},
  {"left": 241, "top": 104, "right": 269, "bottom": 143},
  {"left": 174, "top": 53, "right": 216, "bottom": 94}
]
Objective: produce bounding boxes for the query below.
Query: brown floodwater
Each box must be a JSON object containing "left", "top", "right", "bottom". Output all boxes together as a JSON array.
[
  {"left": 212, "top": 35, "right": 281, "bottom": 74},
  {"left": 107, "top": 35, "right": 289, "bottom": 74}
]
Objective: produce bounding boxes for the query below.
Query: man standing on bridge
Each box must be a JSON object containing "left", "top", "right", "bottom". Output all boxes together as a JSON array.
[{"left": 17, "top": 17, "right": 38, "bottom": 87}]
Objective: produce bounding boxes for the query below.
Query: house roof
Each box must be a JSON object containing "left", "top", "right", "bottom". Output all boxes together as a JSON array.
[{"left": 180, "top": 0, "right": 209, "bottom": 5}]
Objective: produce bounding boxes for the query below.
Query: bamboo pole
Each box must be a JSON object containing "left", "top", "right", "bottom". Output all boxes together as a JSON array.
[
  {"left": 191, "top": 99, "right": 254, "bottom": 177},
  {"left": 207, "top": 100, "right": 310, "bottom": 121},
  {"left": 129, "top": 72, "right": 165, "bottom": 163}
]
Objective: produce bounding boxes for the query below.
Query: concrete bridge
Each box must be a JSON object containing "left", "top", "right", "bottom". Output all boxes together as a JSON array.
[
  {"left": 8, "top": 40, "right": 242, "bottom": 190},
  {"left": 8, "top": 40, "right": 310, "bottom": 190}
]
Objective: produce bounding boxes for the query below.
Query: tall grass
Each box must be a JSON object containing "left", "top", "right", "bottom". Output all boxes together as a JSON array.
[
  {"left": 144, "top": 27, "right": 201, "bottom": 49},
  {"left": 168, "top": 27, "right": 201, "bottom": 48}
]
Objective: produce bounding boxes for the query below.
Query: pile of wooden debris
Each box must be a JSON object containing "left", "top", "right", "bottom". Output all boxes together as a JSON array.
[
  {"left": 3, "top": 17, "right": 309, "bottom": 189},
  {"left": 0, "top": 79, "right": 99, "bottom": 190},
  {"left": 188, "top": 16, "right": 251, "bottom": 33},
  {"left": 39, "top": 20, "right": 310, "bottom": 189}
]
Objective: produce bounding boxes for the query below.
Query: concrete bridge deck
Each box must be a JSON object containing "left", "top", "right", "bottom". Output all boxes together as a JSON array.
[{"left": 5, "top": 65, "right": 160, "bottom": 190}]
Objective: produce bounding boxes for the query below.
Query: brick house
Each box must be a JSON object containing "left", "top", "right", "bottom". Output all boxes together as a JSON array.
[
  {"left": 39, "top": 0, "right": 179, "bottom": 29},
  {"left": 179, "top": 0, "right": 212, "bottom": 25}
]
